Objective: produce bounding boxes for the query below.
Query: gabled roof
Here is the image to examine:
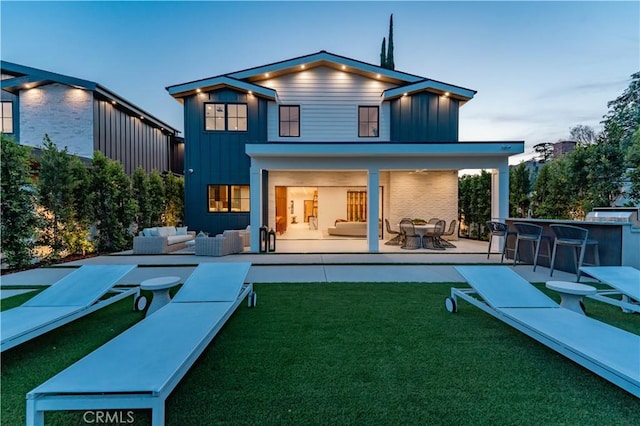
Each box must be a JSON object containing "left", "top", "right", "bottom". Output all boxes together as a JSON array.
[
  {"left": 166, "top": 50, "right": 476, "bottom": 103},
  {"left": 1, "top": 61, "right": 179, "bottom": 134}
]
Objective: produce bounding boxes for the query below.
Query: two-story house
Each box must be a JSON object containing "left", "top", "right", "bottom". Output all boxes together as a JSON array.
[
  {"left": 1, "top": 61, "right": 183, "bottom": 175},
  {"left": 167, "top": 51, "right": 523, "bottom": 252}
]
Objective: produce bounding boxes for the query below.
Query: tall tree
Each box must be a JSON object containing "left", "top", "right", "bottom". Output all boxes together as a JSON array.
[
  {"left": 509, "top": 162, "right": 531, "bottom": 217},
  {"left": 0, "top": 134, "right": 39, "bottom": 269},
  {"left": 164, "top": 173, "right": 184, "bottom": 226},
  {"left": 379, "top": 37, "right": 387, "bottom": 68},
  {"left": 386, "top": 14, "right": 395, "bottom": 70},
  {"left": 625, "top": 128, "right": 640, "bottom": 203},
  {"left": 602, "top": 71, "right": 640, "bottom": 154},
  {"left": 37, "top": 135, "right": 75, "bottom": 259},
  {"left": 148, "top": 170, "right": 165, "bottom": 227},
  {"left": 533, "top": 142, "right": 553, "bottom": 163},
  {"left": 569, "top": 124, "right": 597, "bottom": 147},
  {"left": 132, "top": 167, "right": 150, "bottom": 230},
  {"left": 89, "top": 152, "right": 136, "bottom": 252},
  {"left": 532, "top": 158, "right": 574, "bottom": 219}
]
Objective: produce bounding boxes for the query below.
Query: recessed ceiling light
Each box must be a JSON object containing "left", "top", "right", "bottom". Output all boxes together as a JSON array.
[
  {"left": 341, "top": 65, "right": 346, "bottom": 70},
  {"left": 444, "top": 92, "right": 450, "bottom": 97},
  {"left": 196, "top": 88, "right": 201, "bottom": 93},
  {"left": 300, "top": 64, "right": 305, "bottom": 69},
  {"left": 376, "top": 74, "right": 381, "bottom": 78},
  {"left": 265, "top": 73, "right": 270, "bottom": 77}
]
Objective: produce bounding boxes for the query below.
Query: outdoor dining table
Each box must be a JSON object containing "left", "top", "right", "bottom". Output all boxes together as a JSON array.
[{"left": 412, "top": 224, "right": 436, "bottom": 249}]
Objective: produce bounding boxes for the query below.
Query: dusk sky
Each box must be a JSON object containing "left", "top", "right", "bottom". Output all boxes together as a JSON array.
[{"left": 2, "top": 1, "right": 638, "bottom": 163}]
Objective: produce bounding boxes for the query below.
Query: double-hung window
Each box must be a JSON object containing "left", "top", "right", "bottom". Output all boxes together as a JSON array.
[
  {"left": 1, "top": 101, "right": 13, "bottom": 134},
  {"left": 205, "top": 103, "right": 247, "bottom": 131},
  {"left": 208, "top": 184, "right": 250, "bottom": 212},
  {"left": 358, "top": 106, "right": 379, "bottom": 137},
  {"left": 279, "top": 105, "right": 300, "bottom": 137}
]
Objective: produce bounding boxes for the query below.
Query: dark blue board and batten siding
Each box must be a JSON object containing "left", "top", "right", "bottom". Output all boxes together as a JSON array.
[
  {"left": 93, "top": 98, "right": 171, "bottom": 175},
  {"left": 390, "top": 92, "right": 459, "bottom": 142},
  {"left": 183, "top": 88, "right": 268, "bottom": 235}
]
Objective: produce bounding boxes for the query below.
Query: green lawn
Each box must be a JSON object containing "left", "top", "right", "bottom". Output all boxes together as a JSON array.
[{"left": 1, "top": 283, "right": 639, "bottom": 425}]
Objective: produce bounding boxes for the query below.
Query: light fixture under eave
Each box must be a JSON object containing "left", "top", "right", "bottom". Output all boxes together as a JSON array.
[
  {"left": 196, "top": 88, "right": 201, "bottom": 93},
  {"left": 341, "top": 65, "right": 346, "bottom": 70},
  {"left": 248, "top": 90, "right": 253, "bottom": 95},
  {"left": 300, "top": 64, "right": 305, "bottom": 69},
  {"left": 376, "top": 74, "right": 381, "bottom": 79},
  {"left": 403, "top": 92, "right": 408, "bottom": 97},
  {"left": 265, "top": 73, "right": 270, "bottom": 78},
  {"left": 443, "top": 91, "right": 450, "bottom": 97},
  {"left": 111, "top": 100, "right": 116, "bottom": 105}
]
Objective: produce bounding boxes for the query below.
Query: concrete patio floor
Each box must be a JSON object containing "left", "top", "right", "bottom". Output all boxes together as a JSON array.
[{"left": 1, "top": 237, "right": 584, "bottom": 291}]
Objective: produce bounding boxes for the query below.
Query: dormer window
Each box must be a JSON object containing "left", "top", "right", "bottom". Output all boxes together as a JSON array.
[
  {"left": 358, "top": 106, "right": 378, "bottom": 137},
  {"left": 205, "top": 103, "right": 247, "bottom": 131}
]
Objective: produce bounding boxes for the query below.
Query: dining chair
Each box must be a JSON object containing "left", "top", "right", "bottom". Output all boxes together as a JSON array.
[
  {"left": 549, "top": 224, "right": 600, "bottom": 280},
  {"left": 400, "top": 220, "right": 421, "bottom": 250},
  {"left": 439, "top": 220, "right": 457, "bottom": 248},
  {"left": 424, "top": 220, "right": 446, "bottom": 250},
  {"left": 384, "top": 219, "right": 403, "bottom": 246}
]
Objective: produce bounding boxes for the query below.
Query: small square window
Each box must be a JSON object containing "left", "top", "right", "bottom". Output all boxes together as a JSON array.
[
  {"left": 205, "top": 103, "right": 225, "bottom": 131},
  {"left": 207, "top": 185, "right": 229, "bottom": 212}
]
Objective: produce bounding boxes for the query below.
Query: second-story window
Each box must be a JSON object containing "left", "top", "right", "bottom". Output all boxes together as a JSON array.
[
  {"left": 358, "top": 106, "right": 379, "bottom": 137},
  {"left": 205, "top": 103, "right": 247, "bottom": 131},
  {"left": 227, "top": 104, "right": 247, "bottom": 131},
  {"left": 279, "top": 105, "right": 300, "bottom": 137},
  {"left": 1, "top": 101, "right": 13, "bottom": 134}
]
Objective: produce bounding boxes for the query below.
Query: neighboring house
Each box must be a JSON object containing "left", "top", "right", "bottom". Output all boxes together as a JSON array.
[
  {"left": 1, "top": 61, "right": 183, "bottom": 175},
  {"left": 167, "top": 50, "right": 524, "bottom": 252},
  {"left": 552, "top": 140, "right": 576, "bottom": 158}
]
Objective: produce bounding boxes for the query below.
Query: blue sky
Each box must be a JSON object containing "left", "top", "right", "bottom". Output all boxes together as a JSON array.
[{"left": 2, "top": 1, "right": 638, "bottom": 162}]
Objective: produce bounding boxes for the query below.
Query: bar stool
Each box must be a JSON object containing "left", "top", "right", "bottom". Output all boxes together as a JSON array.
[
  {"left": 486, "top": 221, "right": 515, "bottom": 261},
  {"left": 549, "top": 224, "right": 600, "bottom": 280},
  {"left": 512, "top": 223, "right": 551, "bottom": 271}
]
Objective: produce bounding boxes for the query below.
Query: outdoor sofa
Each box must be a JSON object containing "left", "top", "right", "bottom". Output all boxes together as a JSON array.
[{"left": 133, "top": 226, "right": 195, "bottom": 254}]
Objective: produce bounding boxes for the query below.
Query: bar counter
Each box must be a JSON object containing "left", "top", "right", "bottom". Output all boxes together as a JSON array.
[{"left": 503, "top": 218, "right": 640, "bottom": 273}]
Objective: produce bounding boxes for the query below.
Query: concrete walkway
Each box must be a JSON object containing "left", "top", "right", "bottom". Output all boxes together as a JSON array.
[{"left": 0, "top": 252, "right": 583, "bottom": 292}]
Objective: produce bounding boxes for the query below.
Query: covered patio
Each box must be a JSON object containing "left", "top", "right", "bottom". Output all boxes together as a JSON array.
[{"left": 247, "top": 142, "right": 524, "bottom": 253}]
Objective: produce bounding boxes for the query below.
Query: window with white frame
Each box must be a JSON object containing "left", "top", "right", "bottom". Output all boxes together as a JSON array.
[
  {"left": 358, "top": 106, "right": 379, "bottom": 137},
  {"left": 1, "top": 101, "right": 13, "bottom": 134},
  {"left": 205, "top": 103, "right": 247, "bottom": 131}
]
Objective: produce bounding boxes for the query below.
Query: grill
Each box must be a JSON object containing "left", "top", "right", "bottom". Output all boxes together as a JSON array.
[{"left": 584, "top": 208, "right": 640, "bottom": 228}]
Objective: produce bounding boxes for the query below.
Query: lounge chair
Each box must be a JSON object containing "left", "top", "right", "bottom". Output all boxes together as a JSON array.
[
  {"left": 1, "top": 265, "right": 138, "bottom": 352},
  {"left": 446, "top": 265, "right": 640, "bottom": 398},
  {"left": 580, "top": 266, "right": 640, "bottom": 313},
  {"left": 26, "top": 262, "right": 256, "bottom": 425}
]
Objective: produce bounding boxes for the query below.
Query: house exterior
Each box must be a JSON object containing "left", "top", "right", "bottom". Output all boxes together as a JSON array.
[
  {"left": 1, "top": 61, "right": 182, "bottom": 175},
  {"left": 167, "top": 51, "right": 524, "bottom": 252}
]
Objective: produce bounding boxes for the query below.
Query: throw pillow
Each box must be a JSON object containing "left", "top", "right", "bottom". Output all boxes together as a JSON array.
[
  {"left": 149, "top": 228, "right": 160, "bottom": 237},
  {"left": 197, "top": 231, "right": 207, "bottom": 238},
  {"left": 143, "top": 228, "right": 154, "bottom": 237},
  {"left": 176, "top": 226, "right": 188, "bottom": 235}
]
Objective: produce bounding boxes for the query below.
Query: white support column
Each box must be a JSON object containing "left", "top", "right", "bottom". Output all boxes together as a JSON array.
[
  {"left": 249, "top": 165, "right": 262, "bottom": 253},
  {"left": 367, "top": 168, "right": 380, "bottom": 253},
  {"left": 491, "top": 161, "right": 510, "bottom": 221}
]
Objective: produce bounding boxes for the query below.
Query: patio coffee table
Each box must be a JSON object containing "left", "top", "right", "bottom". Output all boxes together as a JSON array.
[
  {"left": 545, "top": 281, "right": 596, "bottom": 315},
  {"left": 140, "top": 276, "right": 181, "bottom": 317}
]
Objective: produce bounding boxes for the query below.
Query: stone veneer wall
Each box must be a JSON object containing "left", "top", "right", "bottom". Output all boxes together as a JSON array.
[
  {"left": 267, "top": 170, "right": 458, "bottom": 239},
  {"left": 19, "top": 83, "right": 93, "bottom": 157}
]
